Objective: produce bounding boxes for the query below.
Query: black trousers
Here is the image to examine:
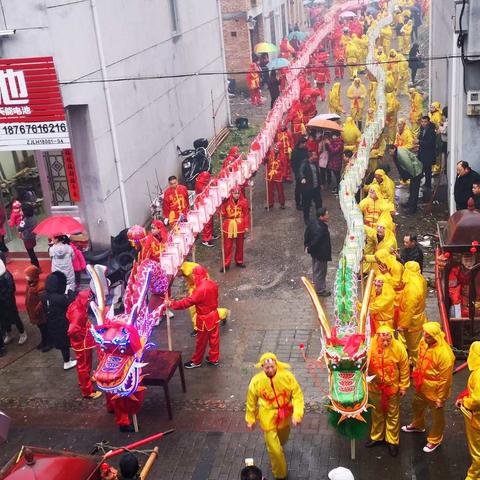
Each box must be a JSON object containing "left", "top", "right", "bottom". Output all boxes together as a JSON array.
[
  {"left": 422, "top": 161, "right": 433, "bottom": 190},
  {"left": 0, "top": 235, "right": 8, "bottom": 253},
  {"left": 294, "top": 178, "right": 303, "bottom": 207},
  {"left": 302, "top": 187, "right": 322, "bottom": 223},
  {"left": 26, "top": 247, "right": 40, "bottom": 268},
  {"left": 5, "top": 308, "right": 25, "bottom": 334},
  {"left": 407, "top": 175, "right": 422, "bottom": 212},
  {"left": 38, "top": 323, "right": 49, "bottom": 347},
  {"left": 330, "top": 169, "right": 341, "bottom": 189},
  {"left": 60, "top": 346, "right": 70, "bottom": 362},
  {"left": 410, "top": 66, "right": 418, "bottom": 83},
  {"left": 320, "top": 167, "right": 331, "bottom": 185}
]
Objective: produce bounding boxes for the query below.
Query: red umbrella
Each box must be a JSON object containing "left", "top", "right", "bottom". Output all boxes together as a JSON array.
[{"left": 33, "top": 215, "right": 85, "bottom": 237}]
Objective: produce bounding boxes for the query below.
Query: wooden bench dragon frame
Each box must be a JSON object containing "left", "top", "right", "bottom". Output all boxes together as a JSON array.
[{"left": 302, "top": 0, "right": 395, "bottom": 440}]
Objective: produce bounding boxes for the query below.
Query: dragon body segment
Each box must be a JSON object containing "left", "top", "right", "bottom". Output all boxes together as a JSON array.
[{"left": 302, "top": 1, "right": 395, "bottom": 437}]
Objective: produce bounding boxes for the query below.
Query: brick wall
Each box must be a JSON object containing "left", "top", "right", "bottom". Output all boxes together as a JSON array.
[
  {"left": 223, "top": 18, "right": 252, "bottom": 90},
  {"left": 220, "top": 0, "right": 248, "bottom": 14}
]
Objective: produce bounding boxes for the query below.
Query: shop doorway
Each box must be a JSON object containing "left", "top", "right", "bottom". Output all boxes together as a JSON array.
[{"left": 0, "top": 149, "right": 77, "bottom": 253}]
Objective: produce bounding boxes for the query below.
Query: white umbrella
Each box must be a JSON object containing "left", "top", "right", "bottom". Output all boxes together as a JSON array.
[
  {"left": 313, "top": 0, "right": 326, "bottom": 4},
  {"left": 339, "top": 11, "right": 357, "bottom": 18},
  {"left": 312, "top": 113, "right": 341, "bottom": 121}
]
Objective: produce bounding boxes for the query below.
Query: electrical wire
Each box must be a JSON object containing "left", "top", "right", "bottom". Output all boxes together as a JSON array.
[{"left": 59, "top": 51, "right": 480, "bottom": 86}]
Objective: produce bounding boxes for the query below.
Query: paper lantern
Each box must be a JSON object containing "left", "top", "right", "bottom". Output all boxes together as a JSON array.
[
  {"left": 160, "top": 253, "right": 176, "bottom": 276},
  {"left": 172, "top": 233, "right": 187, "bottom": 257},
  {"left": 217, "top": 178, "right": 229, "bottom": 198},
  {"left": 187, "top": 210, "right": 201, "bottom": 233},
  {"left": 204, "top": 196, "right": 215, "bottom": 216},
  {"left": 165, "top": 243, "right": 182, "bottom": 268},
  {"left": 209, "top": 186, "right": 221, "bottom": 208},
  {"left": 178, "top": 222, "right": 194, "bottom": 245}
]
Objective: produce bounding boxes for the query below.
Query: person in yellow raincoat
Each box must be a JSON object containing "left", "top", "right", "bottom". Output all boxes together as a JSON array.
[
  {"left": 357, "top": 34, "right": 369, "bottom": 74},
  {"left": 363, "top": 220, "right": 397, "bottom": 272},
  {"left": 385, "top": 71, "right": 396, "bottom": 94},
  {"left": 386, "top": 91, "right": 401, "bottom": 144},
  {"left": 375, "top": 45, "right": 388, "bottom": 69},
  {"left": 396, "top": 51, "right": 410, "bottom": 95},
  {"left": 365, "top": 169, "right": 396, "bottom": 204},
  {"left": 246, "top": 352, "right": 304, "bottom": 480},
  {"left": 429, "top": 101, "right": 443, "bottom": 130},
  {"left": 363, "top": 225, "right": 377, "bottom": 274},
  {"left": 380, "top": 24, "right": 393, "bottom": 53},
  {"left": 402, "top": 322, "right": 455, "bottom": 453},
  {"left": 342, "top": 116, "right": 361, "bottom": 152},
  {"left": 395, "top": 118, "right": 415, "bottom": 149},
  {"left": 180, "top": 261, "right": 230, "bottom": 336},
  {"left": 400, "top": 20, "right": 413, "bottom": 54},
  {"left": 409, "top": 88, "right": 424, "bottom": 135},
  {"left": 359, "top": 184, "right": 394, "bottom": 227},
  {"left": 367, "top": 325, "right": 410, "bottom": 456},
  {"left": 328, "top": 82, "right": 345, "bottom": 115},
  {"left": 368, "top": 81, "right": 378, "bottom": 110},
  {"left": 387, "top": 49, "right": 401, "bottom": 89},
  {"left": 365, "top": 107, "right": 375, "bottom": 128},
  {"left": 369, "top": 274, "right": 396, "bottom": 332},
  {"left": 396, "top": 261, "right": 427, "bottom": 366},
  {"left": 345, "top": 36, "right": 359, "bottom": 79},
  {"left": 456, "top": 342, "right": 480, "bottom": 480},
  {"left": 368, "top": 133, "right": 386, "bottom": 174},
  {"left": 347, "top": 77, "right": 367, "bottom": 128},
  {"left": 374, "top": 248, "right": 404, "bottom": 292}
]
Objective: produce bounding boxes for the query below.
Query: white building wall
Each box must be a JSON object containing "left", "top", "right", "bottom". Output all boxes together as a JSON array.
[{"left": 0, "top": 0, "right": 229, "bottom": 245}]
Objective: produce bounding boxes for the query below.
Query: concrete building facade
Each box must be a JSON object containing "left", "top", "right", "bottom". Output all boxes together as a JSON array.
[
  {"left": 0, "top": 0, "right": 229, "bottom": 247},
  {"left": 430, "top": 0, "right": 480, "bottom": 213}
]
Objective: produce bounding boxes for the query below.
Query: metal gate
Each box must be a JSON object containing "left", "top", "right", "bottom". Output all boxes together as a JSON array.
[{"left": 43, "top": 151, "right": 74, "bottom": 206}]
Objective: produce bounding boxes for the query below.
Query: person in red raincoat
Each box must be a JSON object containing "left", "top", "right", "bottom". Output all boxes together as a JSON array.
[
  {"left": 168, "top": 265, "right": 222, "bottom": 368},
  {"left": 140, "top": 219, "right": 169, "bottom": 262},
  {"left": 247, "top": 59, "right": 262, "bottom": 106},
  {"left": 222, "top": 146, "right": 240, "bottom": 170},
  {"left": 301, "top": 90, "right": 322, "bottom": 124},
  {"left": 314, "top": 63, "right": 329, "bottom": 102},
  {"left": 66, "top": 290, "right": 102, "bottom": 399},
  {"left": 195, "top": 171, "right": 216, "bottom": 247},
  {"left": 220, "top": 187, "right": 250, "bottom": 270},
  {"left": 286, "top": 100, "right": 306, "bottom": 144},
  {"left": 280, "top": 38, "right": 295, "bottom": 59},
  {"left": 266, "top": 143, "right": 286, "bottom": 209},
  {"left": 276, "top": 125, "right": 294, "bottom": 182},
  {"left": 334, "top": 44, "right": 346, "bottom": 80},
  {"left": 162, "top": 175, "right": 189, "bottom": 225}
]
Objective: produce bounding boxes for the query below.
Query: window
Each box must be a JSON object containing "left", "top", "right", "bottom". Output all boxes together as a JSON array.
[
  {"left": 231, "top": 31, "right": 237, "bottom": 37},
  {"left": 169, "top": 0, "right": 179, "bottom": 34}
]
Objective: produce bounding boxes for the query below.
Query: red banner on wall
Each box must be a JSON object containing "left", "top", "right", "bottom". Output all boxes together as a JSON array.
[
  {"left": 63, "top": 148, "right": 81, "bottom": 202},
  {"left": 0, "top": 56, "right": 70, "bottom": 151}
]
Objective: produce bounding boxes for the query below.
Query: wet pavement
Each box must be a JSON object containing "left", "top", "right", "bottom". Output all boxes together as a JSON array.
[{"left": 0, "top": 20, "right": 471, "bottom": 480}]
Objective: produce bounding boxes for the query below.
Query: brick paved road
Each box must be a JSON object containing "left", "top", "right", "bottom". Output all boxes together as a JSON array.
[{"left": 0, "top": 23, "right": 471, "bottom": 480}]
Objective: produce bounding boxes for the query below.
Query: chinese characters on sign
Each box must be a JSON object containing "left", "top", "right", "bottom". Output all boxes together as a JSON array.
[
  {"left": 63, "top": 148, "right": 81, "bottom": 202},
  {"left": 0, "top": 57, "right": 71, "bottom": 151}
]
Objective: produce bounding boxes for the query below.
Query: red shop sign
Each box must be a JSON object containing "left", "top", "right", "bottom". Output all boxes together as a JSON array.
[
  {"left": 0, "top": 56, "right": 70, "bottom": 151},
  {"left": 63, "top": 148, "right": 81, "bottom": 202}
]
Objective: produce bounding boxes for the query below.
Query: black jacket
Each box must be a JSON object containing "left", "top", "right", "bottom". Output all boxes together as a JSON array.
[
  {"left": 454, "top": 169, "right": 480, "bottom": 209},
  {"left": 0, "top": 270, "right": 20, "bottom": 328},
  {"left": 42, "top": 271, "right": 75, "bottom": 349},
  {"left": 291, "top": 146, "right": 309, "bottom": 178},
  {"left": 400, "top": 245, "right": 424, "bottom": 272},
  {"left": 304, "top": 219, "right": 331, "bottom": 261},
  {"left": 417, "top": 123, "right": 437, "bottom": 165},
  {"left": 299, "top": 160, "right": 321, "bottom": 190}
]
